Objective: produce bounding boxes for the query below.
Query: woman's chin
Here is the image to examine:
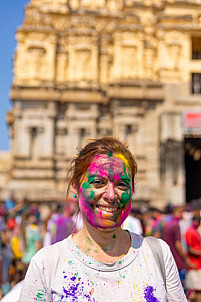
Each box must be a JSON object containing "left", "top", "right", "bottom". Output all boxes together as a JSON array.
[{"left": 91, "top": 220, "right": 121, "bottom": 231}]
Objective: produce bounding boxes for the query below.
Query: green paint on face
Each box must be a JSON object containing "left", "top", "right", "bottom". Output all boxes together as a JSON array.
[
  {"left": 94, "top": 249, "right": 99, "bottom": 253},
  {"left": 90, "top": 190, "right": 95, "bottom": 199},
  {"left": 121, "top": 189, "right": 131, "bottom": 205},
  {"left": 113, "top": 234, "right": 116, "bottom": 239},
  {"left": 82, "top": 182, "right": 92, "bottom": 189},
  {"left": 82, "top": 174, "right": 97, "bottom": 189},
  {"left": 108, "top": 150, "right": 113, "bottom": 157},
  {"left": 108, "top": 168, "right": 115, "bottom": 180}
]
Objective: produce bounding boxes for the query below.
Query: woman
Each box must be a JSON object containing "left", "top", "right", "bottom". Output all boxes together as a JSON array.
[{"left": 19, "top": 137, "right": 186, "bottom": 301}]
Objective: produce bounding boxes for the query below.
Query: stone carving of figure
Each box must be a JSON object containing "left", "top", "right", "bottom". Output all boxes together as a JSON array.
[
  {"left": 27, "top": 47, "right": 46, "bottom": 79},
  {"left": 75, "top": 49, "right": 91, "bottom": 81},
  {"left": 168, "top": 44, "right": 181, "bottom": 70},
  {"left": 121, "top": 46, "right": 137, "bottom": 79}
]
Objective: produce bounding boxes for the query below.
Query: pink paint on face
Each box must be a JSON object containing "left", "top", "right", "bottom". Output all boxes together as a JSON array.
[{"left": 78, "top": 154, "right": 133, "bottom": 230}]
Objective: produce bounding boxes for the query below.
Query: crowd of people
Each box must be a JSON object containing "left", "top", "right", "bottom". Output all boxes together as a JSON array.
[
  {"left": 0, "top": 195, "right": 81, "bottom": 299},
  {"left": 0, "top": 137, "right": 201, "bottom": 301},
  {"left": 1, "top": 195, "right": 201, "bottom": 300}
]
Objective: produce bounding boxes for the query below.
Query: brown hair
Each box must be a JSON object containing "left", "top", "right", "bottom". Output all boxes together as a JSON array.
[{"left": 66, "top": 136, "right": 137, "bottom": 196}]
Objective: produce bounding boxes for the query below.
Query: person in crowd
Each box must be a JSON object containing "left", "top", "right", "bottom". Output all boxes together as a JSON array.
[
  {"left": 19, "top": 137, "right": 186, "bottom": 301},
  {"left": 53, "top": 203, "right": 74, "bottom": 244},
  {"left": 163, "top": 206, "right": 195, "bottom": 289},
  {"left": 21, "top": 209, "right": 42, "bottom": 276},
  {"left": 4, "top": 194, "right": 16, "bottom": 218},
  {"left": 0, "top": 223, "right": 14, "bottom": 297},
  {"left": 185, "top": 215, "right": 201, "bottom": 301},
  {"left": 45, "top": 203, "right": 64, "bottom": 245},
  {"left": 122, "top": 207, "right": 143, "bottom": 235}
]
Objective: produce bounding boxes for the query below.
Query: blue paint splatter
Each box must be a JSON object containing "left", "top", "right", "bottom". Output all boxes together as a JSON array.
[
  {"left": 61, "top": 273, "right": 95, "bottom": 302},
  {"left": 144, "top": 286, "right": 159, "bottom": 302}
]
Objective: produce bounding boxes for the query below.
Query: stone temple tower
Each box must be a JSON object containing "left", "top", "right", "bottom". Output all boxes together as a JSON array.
[{"left": 5, "top": 0, "right": 201, "bottom": 206}]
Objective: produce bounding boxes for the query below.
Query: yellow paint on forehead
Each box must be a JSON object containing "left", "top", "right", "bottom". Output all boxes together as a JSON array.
[
  {"left": 114, "top": 153, "right": 133, "bottom": 189},
  {"left": 114, "top": 153, "right": 129, "bottom": 168},
  {"left": 80, "top": 171, "right": 87, "bottom": 184}
]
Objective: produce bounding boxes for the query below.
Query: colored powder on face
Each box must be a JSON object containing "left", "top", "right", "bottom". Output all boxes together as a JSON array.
[
  {"left": 144, "top": 286, "right": 159, "bottom": 302},
  {"left": 113, "top": 234, "right": 116, "bottom": 239},
  {"left": 90, "top": 190, "right": 95, "bottom": 198},
  {"left": 117, "top": 201, "right": 121, "bottom": 207},
  {"left": 121, "top": 190, "right": 131, "bottom": 205},
  {"left": 114, "top": 153, "right": 129, "bottom": 168},
  {"left": 108, "top": 150, "right": 113, "bottom": 157}
]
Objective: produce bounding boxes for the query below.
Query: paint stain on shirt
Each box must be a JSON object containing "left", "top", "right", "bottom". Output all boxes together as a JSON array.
[{"left": 144, "top": 286, "right": 159, "bottom": 302}]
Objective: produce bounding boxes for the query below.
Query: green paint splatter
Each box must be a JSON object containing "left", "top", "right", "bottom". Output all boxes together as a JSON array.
[
  {"left": 82, "top": 182, "right": 92, "bottom": 189},
  {"left": 90, "top": 190, "right": 95, "bottom": 198},
  {"left": 87, "top": 237, "right": 93, "bottom": 245},
  {"left": 103, "top": 247, "right": 108, "bottom": 252},
  {"left": 34, "top": 289, "right": 46, "bottom": 301},
  {"left": 113, "top": 234, "right": 116, "bottom": 239},
  {"left": 121, "top": 190, "right": 131, "bottom": 205},
  {"left": 117, "top": 201, "right": 121, "bottom": 208},
  {"left": 108, "top": 150, "right": 113, "bottom": 157},
  {"left": 94, "top": 249, "right": 99, "bottom": 253}
]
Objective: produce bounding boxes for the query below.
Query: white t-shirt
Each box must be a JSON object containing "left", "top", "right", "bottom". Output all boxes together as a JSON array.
[{"left": 19, "top": 233, "right": 187, "bottom": 302}]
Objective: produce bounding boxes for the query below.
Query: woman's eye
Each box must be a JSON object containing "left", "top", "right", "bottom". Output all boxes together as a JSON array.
[
  {"left": 117, "top": 182, "right": 129, "bottom": 189},
  {"left": 91, "top": 179, "right": 104, "bottom": 186}
]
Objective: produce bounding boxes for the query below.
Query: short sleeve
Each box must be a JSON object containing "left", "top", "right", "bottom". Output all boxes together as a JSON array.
[
  {"left": 159, "top": 239, "right": 187, "bottom": 302},
  {"left": 34, "top": 228, "right": 42, "bottom": 242}
]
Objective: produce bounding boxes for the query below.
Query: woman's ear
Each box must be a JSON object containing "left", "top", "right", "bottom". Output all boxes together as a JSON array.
[{"left": 72, "top": 182, "right": 78, "bottom": 197}]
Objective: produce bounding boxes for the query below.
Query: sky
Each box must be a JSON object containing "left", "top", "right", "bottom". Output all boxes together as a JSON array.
[{"left": 0, "top": 0, "right": 28, "bottom": 151}]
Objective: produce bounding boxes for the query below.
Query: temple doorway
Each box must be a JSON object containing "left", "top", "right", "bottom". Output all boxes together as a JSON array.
[{"left": 185, "top": 136, "right": 201, "bottom": 203}]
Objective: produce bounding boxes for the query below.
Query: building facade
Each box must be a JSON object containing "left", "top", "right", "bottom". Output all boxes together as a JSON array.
[{"left": 2, "top": 0, "right": 201, "bottom": 206}]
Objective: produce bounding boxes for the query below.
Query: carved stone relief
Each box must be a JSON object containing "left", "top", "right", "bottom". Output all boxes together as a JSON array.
[
  {"left": 56, "top": 52, "right": 69, "bottom": 82},
  {"left": 74, "top": 49, "right": 92, "bottom": 81},
  {"left": 26, "top": 47, "right": 47, "bottom": 79},
  {"left": 121, "top": 45, "right": 138, "bottom": 79}
]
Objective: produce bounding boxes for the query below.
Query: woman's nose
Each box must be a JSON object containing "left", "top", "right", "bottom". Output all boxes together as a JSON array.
[{"left": 104, "top": 183, "right": 116, "bottom": 202}]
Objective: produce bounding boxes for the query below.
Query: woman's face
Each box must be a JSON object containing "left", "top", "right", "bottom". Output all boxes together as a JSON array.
[{"left": 78, "top": 152, "right": 133, "bottom": 230}]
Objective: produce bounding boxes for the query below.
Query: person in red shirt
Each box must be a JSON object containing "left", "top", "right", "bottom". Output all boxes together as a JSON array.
[
  {"left": 185, "top": 215, "right": 201, "bottom": 299},
  {"left": 185, "top": 215, "right": 201, "bottom": 270}
]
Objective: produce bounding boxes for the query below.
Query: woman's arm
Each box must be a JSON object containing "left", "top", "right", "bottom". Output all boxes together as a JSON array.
[{"left": 159, "top": 239, "right": 187, "bottom": 302}]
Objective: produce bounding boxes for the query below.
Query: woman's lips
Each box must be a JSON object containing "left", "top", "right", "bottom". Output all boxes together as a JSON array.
[{"left": 96, "top": 205, "right": 118, "bottom": 213}]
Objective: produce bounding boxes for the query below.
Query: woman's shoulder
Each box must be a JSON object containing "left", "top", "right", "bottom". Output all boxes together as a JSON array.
[
  {"left": 142, "top": 236, "right": 172, "bottom": 260},
  {"left": 129, "top": 233, "right": 171, "bottom": 256},
  {"left": 31, "top": 236, "right": 71, "bottom": 264}
]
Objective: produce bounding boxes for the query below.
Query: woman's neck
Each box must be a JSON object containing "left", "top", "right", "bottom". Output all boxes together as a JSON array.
[{"left": 72, "top": 219, "right": 131, "bottom": 263}]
